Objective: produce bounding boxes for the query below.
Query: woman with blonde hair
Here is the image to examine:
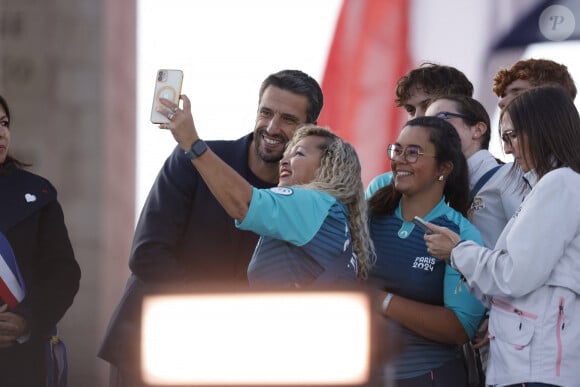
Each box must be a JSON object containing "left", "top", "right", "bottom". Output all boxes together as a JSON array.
[{"left": 160, "top": 95, "right": 374, "bottom": 286}]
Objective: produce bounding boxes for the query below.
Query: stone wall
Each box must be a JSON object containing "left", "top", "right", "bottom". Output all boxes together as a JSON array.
[{"left": 0, "top": 0, "right": 136, "bottom": 385}]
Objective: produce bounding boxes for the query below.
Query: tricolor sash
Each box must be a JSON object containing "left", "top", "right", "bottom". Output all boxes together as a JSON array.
[{"left": 0, "top": 232, "right": 26, "bottom": 309}]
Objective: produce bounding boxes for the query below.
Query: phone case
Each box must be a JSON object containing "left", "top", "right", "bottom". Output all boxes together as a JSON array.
[
  {"left": 150, "top": 69, "right": 184, "bottom": 124},
  {"left": 412, "top": 216, "right": 433, "bottom": 235}
]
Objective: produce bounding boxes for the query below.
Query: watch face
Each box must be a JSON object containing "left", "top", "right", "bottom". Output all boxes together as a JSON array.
[{"left": 186, "top": 140, "right": 208, "bottom": 159}]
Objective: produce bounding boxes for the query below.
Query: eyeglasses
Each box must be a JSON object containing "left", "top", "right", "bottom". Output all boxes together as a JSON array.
[
  {"left": 436, "top": 111, "right": 473, "bottom": 121},
  {"left": 387, "top": 144, "right": 436, "bottom": 164},
  {"left": 501, "top": 130, "right": 518, "bottom": 147}
]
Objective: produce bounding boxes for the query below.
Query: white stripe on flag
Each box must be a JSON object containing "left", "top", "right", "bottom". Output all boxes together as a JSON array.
[{"left": 0, "top": 252, "right": 25, "bottom": 304}]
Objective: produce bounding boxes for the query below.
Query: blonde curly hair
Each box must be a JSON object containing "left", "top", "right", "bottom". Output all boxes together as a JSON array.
[{"left": 283, "top": 125, "right": 376, "bottom": 279}]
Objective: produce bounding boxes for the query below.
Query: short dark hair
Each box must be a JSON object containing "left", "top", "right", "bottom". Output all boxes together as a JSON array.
[
  {"left": 501, "top": 86, "right": 580, "bottom": 178},
  {"left": 395, "top": 63, "right": 474, "bottom": 106},
  {"left": 429, "top": 95, "right": 492, "bottom": 150},
  {"left": 259, "top": 70, "right": 324, "bottom": 123}
]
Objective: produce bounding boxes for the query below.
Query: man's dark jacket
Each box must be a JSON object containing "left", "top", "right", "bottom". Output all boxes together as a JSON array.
[{"left": 98, "top": 134, "right": 274, "bottom": 367}]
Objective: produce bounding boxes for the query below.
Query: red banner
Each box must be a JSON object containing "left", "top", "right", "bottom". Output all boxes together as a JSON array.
[{"left": 319, "top": 0, "right": 411, "bottom": 185}]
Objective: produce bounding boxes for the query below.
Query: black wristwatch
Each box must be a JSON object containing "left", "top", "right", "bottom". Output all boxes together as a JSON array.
[{"left": 184, "top": 139, "right": 208, "bottom": 159}]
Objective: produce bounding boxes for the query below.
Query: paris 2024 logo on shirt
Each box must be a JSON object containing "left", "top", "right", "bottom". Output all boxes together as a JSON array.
[{"left": 412, "top": 256, "right": 436, "bottom": 272}]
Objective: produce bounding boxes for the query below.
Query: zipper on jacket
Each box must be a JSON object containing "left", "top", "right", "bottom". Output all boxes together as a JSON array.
[
  {"left": 490, "top": 298, "right": 538, "bottom": 349},
  {"left": 555, "top": 297, "right": 565, "bottom": 377},
  {"left": 515, "top": 308, "right": 523, "bottom": 330},
  {"left": 491, "top": 298, "right": 538, "bottom": 320}
]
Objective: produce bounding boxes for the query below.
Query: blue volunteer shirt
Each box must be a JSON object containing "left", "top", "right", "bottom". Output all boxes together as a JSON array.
[
  {"left": 368, "top": 198, "right": 485, "bottom": 379},
  {"left": 365, "top": 171, "right": 393, "bottom": 200},
  {"left": 236, "top": 187, "right": 357, "bottom": 287}
]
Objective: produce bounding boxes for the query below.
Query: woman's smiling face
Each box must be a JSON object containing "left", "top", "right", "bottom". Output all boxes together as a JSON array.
[
  {"left": 278, "top": 135, "right": 326, "bottom": 187},
  {"left": 391, "top": 125, "right": 441, "bottom": 197}
]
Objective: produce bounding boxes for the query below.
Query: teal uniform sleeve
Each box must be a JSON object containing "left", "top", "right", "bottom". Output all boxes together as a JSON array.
[
  {"left": 236, "top": 187, "right": 337, "bottom": 246},
  {"left": 365, "top": 172, "right": 393, "bottom": 200},
  {"left": 444, "top": 265, "right": 486, "bottom": 339},
  {"left": 444, "top": 219, "right": 485, "bottom": 338}
]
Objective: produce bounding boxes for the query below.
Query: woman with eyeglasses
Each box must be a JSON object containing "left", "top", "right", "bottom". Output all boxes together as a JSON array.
[
  {"left": 366, "top": 116, "right": 486, "bottom": 386},
  {"left": 424, "top": 86, "right": 580, "bottom": 387},
  {"left": 425, "top": 96, "right": 527, "bottom": 380},
  {"left": 426, "top": 95, "right": 524, "bottom": 249},
  {"left": 424, "top": 95, "right": 526, "bottom": 385}
]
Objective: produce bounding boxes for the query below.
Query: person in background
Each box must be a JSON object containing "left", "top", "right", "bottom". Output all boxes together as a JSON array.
[
  {"left": 395, "top": 62, "right": 474, "bottom": 119},
  {"left": 425, "top": 95, "right": 522, "bottom": 249},
  {"left": 425, "top": 96, "right": 525, "bottom": 382},
  {"left": 493, "top": 58, "right": 576, "bottom": 188},
  {"left": 367, "top": 63, "right": 474, "bottom": 197},
  {"left": 494, "top": 58, "right": 576, "bottom": 188},
  {"left": 98, "top": 70, "right": 324, "bottom": 387},
  {"left": 367, "top": 116, "right": 485, "bottom": 386},
  {"left": 161, "top": 101, "right": 375, "bottom": 286},
  {"left": 0, "top": 94, "right": 81, "bottom": 386},
  {"left": 460, "top": 58, "right": 580, "bottom": 367},
  {"left": 493, "top": 58, "right": 576, "bottom": 111},
  {"left": 425, "top": 85, "right": 580, "bottom": 387}
]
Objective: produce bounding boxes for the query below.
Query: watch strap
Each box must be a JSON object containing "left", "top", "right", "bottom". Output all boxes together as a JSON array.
[{"left": 184, "top": 139, "right": 208, "bottom": 159}]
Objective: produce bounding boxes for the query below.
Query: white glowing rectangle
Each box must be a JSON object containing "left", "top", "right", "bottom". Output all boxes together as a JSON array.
[{"left": 141, "top": 290, "right": 372, "bottom": 386}]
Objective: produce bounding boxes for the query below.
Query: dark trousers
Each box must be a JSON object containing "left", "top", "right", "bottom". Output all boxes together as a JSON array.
[{"left": 0, "top": 341, "right": 46, "bottom": 386}]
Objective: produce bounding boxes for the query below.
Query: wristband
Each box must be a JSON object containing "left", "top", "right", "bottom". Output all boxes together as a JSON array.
[
  {"left": 381, "top": 293, "right": 394, "bottom": 314},
  {"left": 184, "top": 139, "right": 208, "bottom": 159}
]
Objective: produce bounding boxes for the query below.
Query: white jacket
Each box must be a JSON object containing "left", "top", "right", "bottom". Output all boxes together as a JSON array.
[{"left": 451, "top": 167, "right": 580, "bottom": 387}]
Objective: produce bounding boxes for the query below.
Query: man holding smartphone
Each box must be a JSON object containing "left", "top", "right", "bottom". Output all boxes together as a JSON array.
[{"left": 98, "top": 69, "right": 324, "bottom": 387}]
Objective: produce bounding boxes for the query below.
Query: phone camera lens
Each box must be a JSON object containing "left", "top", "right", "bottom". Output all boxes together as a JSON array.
[{"left": 157, "top": 70, "right": 168, "bottom": 82}]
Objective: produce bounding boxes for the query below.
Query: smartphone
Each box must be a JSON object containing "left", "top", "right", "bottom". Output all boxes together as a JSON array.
[
  {"left": 150, "top": 69, "right": 184, "bottom": 124},
  {"left": 412, "top": 216, "right": 433, "bottom": 235}
]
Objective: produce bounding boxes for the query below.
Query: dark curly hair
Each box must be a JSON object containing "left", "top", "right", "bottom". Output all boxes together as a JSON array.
[{"left": 395, "top": 62, "right": 474, "bottom": 106}]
